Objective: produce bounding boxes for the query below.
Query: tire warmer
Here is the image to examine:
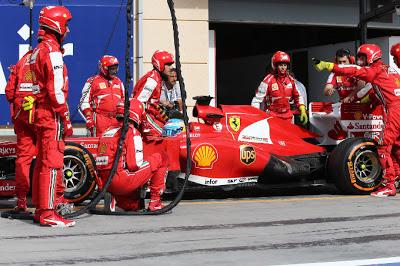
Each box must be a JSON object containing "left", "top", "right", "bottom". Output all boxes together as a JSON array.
[{"left": 65, "top": 0, "right": 191, "bottom": 218}]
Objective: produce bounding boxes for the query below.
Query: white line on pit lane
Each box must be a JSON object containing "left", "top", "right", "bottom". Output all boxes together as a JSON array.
[{"left": 278, "top": 256, "right": 400, "bottom": 266}]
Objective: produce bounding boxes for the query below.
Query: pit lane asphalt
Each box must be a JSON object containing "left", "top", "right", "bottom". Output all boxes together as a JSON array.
[{"left": 2, "top": 186, "right": 400, "bottom": 266}]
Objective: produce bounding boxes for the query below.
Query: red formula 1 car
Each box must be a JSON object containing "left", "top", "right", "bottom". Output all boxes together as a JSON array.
[
  {"left": 0, "top": 96, "right": 383, "bottom": 202},
  {"left": 163, "top": 96, "right": 382, "bottom": 194}
]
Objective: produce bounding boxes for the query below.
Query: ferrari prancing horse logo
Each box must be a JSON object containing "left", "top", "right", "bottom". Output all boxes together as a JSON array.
[{"left": 229, "top": 116, "right": 241, "bottom": 132}]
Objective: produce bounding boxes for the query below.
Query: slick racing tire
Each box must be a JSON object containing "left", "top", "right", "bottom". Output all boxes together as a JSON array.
[
  {"left": 328, "top": 137, "right": 381, "bottom": 194},
  {"left": 63, "top": 142, "right": 97, "bottom": 203}
]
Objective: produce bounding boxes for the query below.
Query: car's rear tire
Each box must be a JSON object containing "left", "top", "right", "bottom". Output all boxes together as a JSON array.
[
  {"left": 63, "top": 142, "right": 97, "bottom": 203},
  {"left": 328, "top": 137, "right": 381, "bottom": 194}
]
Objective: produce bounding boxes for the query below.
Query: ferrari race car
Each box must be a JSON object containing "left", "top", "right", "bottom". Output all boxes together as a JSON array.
[
  {"left": 0, "top": 96, "right": 383, "bottom": 202},
  {"left": 164, "top": 96, "right": 382, "bottom": 194}
]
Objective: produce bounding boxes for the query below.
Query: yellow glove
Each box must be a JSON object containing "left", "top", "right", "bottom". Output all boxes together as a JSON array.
[
  {"left": 360, "top": 95, "right": 370, "bottom": 104},
  {"left": 299, "top": 105, "right": 308, "bottom": 125},
  {"left": 22, "top": 96, "right": 35, "bottom": 111},
  {"left": 28, "top": 109, "right": 33, "bottom": 124},
  {"left": 312, "top": 58, "right": 334, "bottom": 72}
]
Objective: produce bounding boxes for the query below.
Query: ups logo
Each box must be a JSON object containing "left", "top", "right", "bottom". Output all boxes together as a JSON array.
[{"left": 240, "top": 145, "right": 256, "bottom": 165}]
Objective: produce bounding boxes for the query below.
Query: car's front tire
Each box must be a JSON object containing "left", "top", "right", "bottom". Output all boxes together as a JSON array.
[{"left": 63, "top": 142, "right": 97, "bottom": 203}]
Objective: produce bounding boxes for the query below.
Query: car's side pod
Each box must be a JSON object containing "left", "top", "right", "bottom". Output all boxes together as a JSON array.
[{"left": 259, "top": 154, "right": 313, "bottom": 181}]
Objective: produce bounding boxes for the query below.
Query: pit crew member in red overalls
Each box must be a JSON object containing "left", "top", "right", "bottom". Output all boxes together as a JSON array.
[
  {"left": 323, "top": 49, "right": 372, "bottom": 140},
  {"left": 251, "top": 51, "right": 308, "bottom": 125},
  {"left": 29, "top": 6, "right": 75, "bottom": 227},
  {"left": 324, "top": 48, "right": 369, "bottom": 103},
  {"left": 96, "top": 98, "right": 168, "bottom": 211},
  {"left": 79, "top": 55, "right": 124, "bottom": 136},
  {"left": 131, "top": 50, "right": 174, "bottom": 138},
  {"left": 391, "top": 43, "right": 400, "bottom": 68},
  {"left": 315, "top": 44, "right": 400, "bottom": 197},
  {"left": 4, "top": 30, "right": 47, "bottom": 212}
]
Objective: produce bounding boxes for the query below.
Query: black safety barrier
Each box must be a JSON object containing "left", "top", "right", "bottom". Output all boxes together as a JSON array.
[{"left": 88, "top": 0, "right": 192, "bottom": 216}]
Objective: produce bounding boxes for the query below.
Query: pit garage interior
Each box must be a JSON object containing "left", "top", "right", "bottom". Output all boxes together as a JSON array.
[{"left": 209, "top": 0, "right": 400, "bottom": 106}]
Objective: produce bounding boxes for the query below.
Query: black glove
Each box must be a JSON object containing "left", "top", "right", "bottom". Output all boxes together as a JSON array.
[{"left": 311, "top": 57, "right": 320, "bottom": 64}]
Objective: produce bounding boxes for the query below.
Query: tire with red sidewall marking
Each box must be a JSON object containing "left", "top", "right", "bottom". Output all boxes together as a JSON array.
[
  {"left": 328, "top": 137, "right": 382, "bottom": 194},
  {"left": 63, "top": 142, "right": 97, "bottom": 203}
]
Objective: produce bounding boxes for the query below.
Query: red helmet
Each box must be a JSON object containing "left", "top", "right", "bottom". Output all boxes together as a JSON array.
[
  {"left": 271, "top": 51, "right": 290, "bottom": 69},
  {"left": 99, "top": 55, "right": 119, "bottom": 77},
  {"left": 152, "top": 50, "right": 174, "bottom": 72},
  {"left": 391, "top": 43, "right": 400, "bottom": 60},
  {"left": 357, "top": 44, "right": 382, "bottom": 65},
  {"left": 39, "top": 6, "right": 72, "bottom": 36},
  {"left": 116, "top": 99, "right": 145, "bottom": 126}
]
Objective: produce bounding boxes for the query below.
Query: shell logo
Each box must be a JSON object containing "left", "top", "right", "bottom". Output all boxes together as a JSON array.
[
  {"left": 193, "top": 143, "right": 218, "bottom": 169},
  {"left": 354, "top": 111, "right": 362, "bottom": 120}
]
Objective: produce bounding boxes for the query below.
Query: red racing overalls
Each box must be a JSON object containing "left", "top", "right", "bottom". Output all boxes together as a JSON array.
[
  {"left": 251, "top": 73, "right": 305, "bottom": 121},
  {"left": 96, "top": 124, "right": 168, "bottom": 211},
  {"left": 5, "top": 50, "right": 36, "bottom": 201},
  {"left": 80, "top": 74, "right": 125, "bottom": 136},
  {"left": 131, "top": 69, "right": 166, "bottom": 138},
  {"left": 29, "top": 32, "right": 71, "bottom": 210},
  {"left": 332, "top": 61, "right": 400, "bottom": 185}
]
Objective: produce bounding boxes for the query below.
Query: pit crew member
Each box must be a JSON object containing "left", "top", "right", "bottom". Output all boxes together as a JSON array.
[
  {"left": 79, "top": 55, "right": 125, "bottom": 136},
  {"left": 314, "top": 43, "right": 400, "bottom": 197},
  {"left": 30, "top": 6, "right": 75, "bottom": 227},
  {"left": 160, "top": 68, "right": 182, "bottom": 112},
  {"left": 131, "top": 50, "right": 175, "bottom": 138},
  {"left": 96, "top": 98, "right": 168, "bottom": 211},
  {"left": 4, "top": 30, "right": 47, "bottom": 213},
  {"left": 251, "top": 51, "right": 308, "bottom": 125},
  {"left": 324, "top": 48, "right": 369, "bottom": 103}
]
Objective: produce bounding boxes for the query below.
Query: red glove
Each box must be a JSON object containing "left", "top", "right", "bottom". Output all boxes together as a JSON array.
[
  {"left": 82, "top": 109, "right": 94, "bottom": 135},
  {"left": 61, "top": 111, "right": 73, "bottom": 138}
]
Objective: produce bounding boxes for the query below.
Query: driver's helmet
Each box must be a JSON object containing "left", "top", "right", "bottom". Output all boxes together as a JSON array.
[{"left": 162, "top": 118, "right": 185, "bottom": 137}]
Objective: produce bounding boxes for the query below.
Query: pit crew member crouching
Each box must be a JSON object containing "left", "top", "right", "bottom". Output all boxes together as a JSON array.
[
  {"left": 96, "top": 98, "right": 168, "bottom": 211},
  {"left": 251, "top": 51, "right": 308, "bottom": 125}
]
